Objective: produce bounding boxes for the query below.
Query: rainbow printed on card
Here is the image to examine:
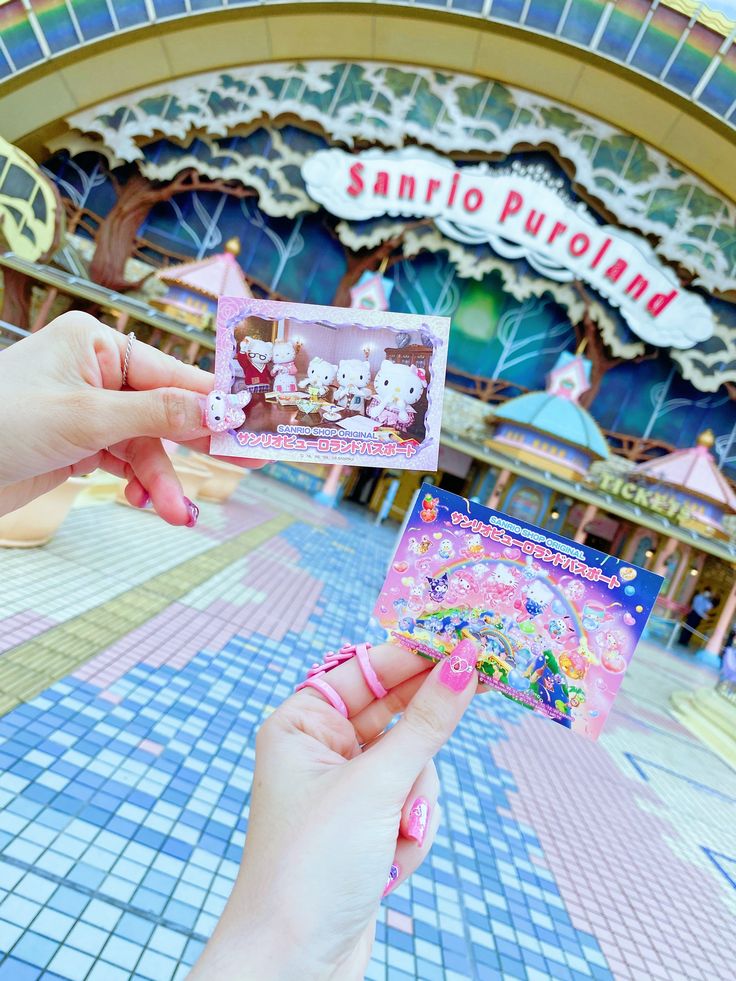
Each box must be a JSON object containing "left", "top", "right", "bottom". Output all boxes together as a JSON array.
[{"left": 374, "top": 485, "right": 663, "bottom": 740}]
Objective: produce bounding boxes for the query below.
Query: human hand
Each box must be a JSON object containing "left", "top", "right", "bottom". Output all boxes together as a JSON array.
[
  {"left": 189, "top": 639, "right": 480, "bottom": 981},
  {"left": 0, "top": 311, "right": 262, "bottom": 524}
]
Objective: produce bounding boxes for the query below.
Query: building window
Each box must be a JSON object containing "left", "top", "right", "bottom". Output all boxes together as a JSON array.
[{"left": 505, "top": 486, "right": 544, "bottom": 524}]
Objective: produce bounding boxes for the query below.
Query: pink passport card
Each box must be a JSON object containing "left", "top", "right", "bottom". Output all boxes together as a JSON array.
[
  {"left": 373, "top": 485, "right": 663, "bottom": 739},
  {"left": 208, "top": 296, "right": 450, "bottom": 470}
]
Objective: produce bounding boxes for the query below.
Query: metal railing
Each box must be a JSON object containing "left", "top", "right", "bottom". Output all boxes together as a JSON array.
[
  {"left": 645, "top": 612, "right": 710, "bottom": 650},
  {"left": 0, "top": 319, "right": 29, "bottom": 348}
]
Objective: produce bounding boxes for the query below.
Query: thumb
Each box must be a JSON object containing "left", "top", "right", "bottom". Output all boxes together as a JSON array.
[
  {"left": 88, "top": 388, "right": 207, "bottom": 445},
  {"left": 365, "top": 638, "right": 480, "bottom": 790}
]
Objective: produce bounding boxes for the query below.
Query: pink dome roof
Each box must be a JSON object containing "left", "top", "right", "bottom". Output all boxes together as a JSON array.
[
  {"left": 156, "top": 251, "right": 252, "bottom": 300},
  {"left": 634, "top": 444, "right": 736, "bottom": 511}
]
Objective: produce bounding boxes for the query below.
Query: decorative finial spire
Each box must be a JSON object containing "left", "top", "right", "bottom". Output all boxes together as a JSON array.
[
  {"left": 224, "top": 236, "right": 241, "bottom": 256},
  {"left": 697, "top": 429, "right": 715, "bottom": 449}
]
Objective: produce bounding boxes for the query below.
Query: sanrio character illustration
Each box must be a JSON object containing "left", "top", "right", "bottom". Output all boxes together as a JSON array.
[
  {"left": 581, "top": 601, "right": 611, "bottom": 632},
  {"left": 601, "top": 648, "right": 627, "bottom": 673},
  {"left": 333, "top": 360, "right": 372, "bottom": 414},
  {"left": 426, "top": 573, "right": 449, "bottom": 603},
  {"left": 559, "top": 649, "right": 587, "bottom": 680},
  {"left": 519, "top": 580, "right": 553, "bottom": 619},
  {"left": 408, "top": 583, "right": 425, "bottom": 611},
  {"left": 438, "top": 539, "right": 455, "bottom": 560},
  {"left": 462, "top": 534, "right": 485, "bottom": 559},
  {"left": 484, "top": 564, "right": 518, "bottom": 604},
  {"left": 598, "top": 630, "right": 626, "bottom": 669},
  {"left": 546, "top": 616, "right": 575, "bottom": 643},
  {"left": 237, "top": 336, "right": 273, "bottom": 404},
  {"left": 449, "top": 571, "right": 474, "bottom": 601},
  {"left": 368, "top": 360, "right": 427, "bottom": 431},
  {"left": 270, "top": 340, "right": 298, "bottom": 393},
  {"left": 408, "top": 536, "right": 430, "bottom": 555},
  {"left": 299, "top": 357, "right": 337, "bottom": 397},
  {"left": 562, "top": 578, "right": 585, "bottom": 602},
  {"left": 205, "top": 390, "right": 251, "bottom": 432},
  {"left": 522, "top": 557, "right": 543, "bottom": 580},
  {"left": 537, "top": 669, "right": 571, "bottom": 723}
]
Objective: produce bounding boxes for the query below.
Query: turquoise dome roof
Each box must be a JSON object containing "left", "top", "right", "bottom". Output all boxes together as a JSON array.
[{"left": 493, "top": 393, "right": 609, "bottom": 460}]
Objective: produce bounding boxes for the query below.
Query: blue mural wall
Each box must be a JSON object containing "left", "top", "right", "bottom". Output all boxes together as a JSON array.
[{"left": 43, "top": 144, "right": 736, "bottom": 480}]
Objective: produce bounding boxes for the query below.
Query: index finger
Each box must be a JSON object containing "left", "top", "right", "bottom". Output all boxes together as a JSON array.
[
  {"left": 115, "top": 332, "right": 215, "bottom": 395},
  {"left": 294, "top": 643, "right": 431, "bottom": 719}
]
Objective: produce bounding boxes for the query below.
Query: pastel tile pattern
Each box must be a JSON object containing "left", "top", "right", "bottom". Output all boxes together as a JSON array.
[{"left": 0, "top": 473, "right": 733, "bottom": 980}]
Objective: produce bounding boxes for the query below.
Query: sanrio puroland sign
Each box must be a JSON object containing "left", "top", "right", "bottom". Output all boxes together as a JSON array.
[{"left": 301, "top": 148, "right": 714, "bottom": 350}]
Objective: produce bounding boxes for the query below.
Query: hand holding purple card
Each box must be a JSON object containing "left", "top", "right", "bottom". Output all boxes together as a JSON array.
[
  {"left": 374, "top": 486, "right": 662, "bottom": 739},
  {"left": 208, "top": 296, "right": 450, "bottom": 471}
]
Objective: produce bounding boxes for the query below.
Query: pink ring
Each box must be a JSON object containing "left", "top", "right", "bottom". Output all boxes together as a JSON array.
[
  {"left": 356, "top": 644, "right": 387, "bottom": 699},
  {"left": 295, "top": 676, "right": 348, "bottom": 718}
]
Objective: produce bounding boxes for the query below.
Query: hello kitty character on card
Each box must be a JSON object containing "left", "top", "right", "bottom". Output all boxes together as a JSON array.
[
  {"left": 209, "top": 296, "right": 450, "bottom": 470},
  {"left": 368, "top": 361, "right": 427, "bottom": 432}
]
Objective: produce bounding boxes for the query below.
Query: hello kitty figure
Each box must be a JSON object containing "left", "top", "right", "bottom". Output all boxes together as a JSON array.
[
  {"left": 271, "top": 340, "right": 298, "bottom": 393},
  {"left": 299, "top": 357, "right": 338, "bottom": 398},
  {"left": 483, "top": 564, "right": 519, "bottom": 604},
  {"left": 237, "top": 336, "right": 273, "bottom": 405},
  {"left": 334, "top": 360, "right": 373, "bottom": 415},
  {"left": 368, "top": 360, "right": 427, "bottom": 432},
  {"left": 206, "top": 390, "right": 252, "bottom": 433},
  {"left": 462, "top": 534, "right": 485, "bottom": 559},
  {"left": 519, "top": 580, "right": 554, "bottom": 620},
  {"left": 230, "top": 355, "right": 246, "bottom": 394}
]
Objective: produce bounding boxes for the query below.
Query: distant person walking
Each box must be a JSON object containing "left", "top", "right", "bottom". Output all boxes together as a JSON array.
[
  {"left": 718, "top": 628, "right": 736, "bottom": 698},
  {"left": 678, "top": 587, "right": 714, "bottom": 647}
]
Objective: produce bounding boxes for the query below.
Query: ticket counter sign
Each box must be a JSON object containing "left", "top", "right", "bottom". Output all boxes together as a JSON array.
[{"left": 596, "top": 472, "right": 691, "bottom": 521}]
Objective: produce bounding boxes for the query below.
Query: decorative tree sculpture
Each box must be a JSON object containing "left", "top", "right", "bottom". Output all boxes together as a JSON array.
[
  {"left": 89, "top": 168, "right": 257, "bottom": 292},
  {"left": 572, "top": 280, "right": 657, "bottom": 407}
]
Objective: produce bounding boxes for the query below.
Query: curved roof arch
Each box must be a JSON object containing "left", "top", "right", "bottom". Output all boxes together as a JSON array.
[
  {"left": 0, "top": 2, "right": 734, "bottom": 202},
  {"left": 494, "top": 392, "right": 611, "bottom": 460}
]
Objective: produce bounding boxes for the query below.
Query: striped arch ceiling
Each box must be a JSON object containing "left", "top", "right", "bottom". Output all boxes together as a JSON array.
[{"left": 0, "top": 0, "right": 735, "bottom": 129}]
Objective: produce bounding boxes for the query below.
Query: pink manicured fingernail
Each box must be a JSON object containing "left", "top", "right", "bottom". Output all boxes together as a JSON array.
[
  {"left": 407, "top": 797, "right": 429, "bottom": 846},
  {"left": 184, "top": 498, "right": 199, "bottom": 528},
  {"left": 438, "top": 639, "right": 477, "bottom": 693},
  {"left": 198, "top": 397, "right": 209, "bottom": 428},
  {"left": 138, "top": 493, "right": 152, "bottom": 510},
  {"left": 383, "top": 863, "right": 400, "bottom": 897}
]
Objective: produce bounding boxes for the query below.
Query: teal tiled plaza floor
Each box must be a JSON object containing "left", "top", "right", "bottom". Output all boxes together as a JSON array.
[{"left": 0, "top": 473, "right": 734, "bottom": 980}]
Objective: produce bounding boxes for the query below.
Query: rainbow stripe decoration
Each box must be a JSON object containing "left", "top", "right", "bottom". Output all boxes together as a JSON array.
[{"left": 0, "top": 1, "right": 733, "bottom": 126}]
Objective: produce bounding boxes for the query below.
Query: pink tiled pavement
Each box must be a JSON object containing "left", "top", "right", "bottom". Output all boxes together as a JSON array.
[
  {"left": 0, "top": 611, "right": 59, "bottom": 655},
  {"left": 493, "top": 704, "right": 734, "bottom": 981},
  {"left": 74, "top": 528, "right": 324, "bottom": 688}
]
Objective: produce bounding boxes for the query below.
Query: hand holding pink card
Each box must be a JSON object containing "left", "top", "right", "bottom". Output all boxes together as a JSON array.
[
  {"left": 208, "top": 297, "right": 450, "bottom": 471},
  {"left": 374, "top": 485, "right": 663, "bottom": 739}
]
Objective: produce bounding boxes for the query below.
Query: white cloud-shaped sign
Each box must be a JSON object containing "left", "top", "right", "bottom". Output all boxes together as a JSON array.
[{"left": 302, "top": 148, "right": 714, "bottom": 350}]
